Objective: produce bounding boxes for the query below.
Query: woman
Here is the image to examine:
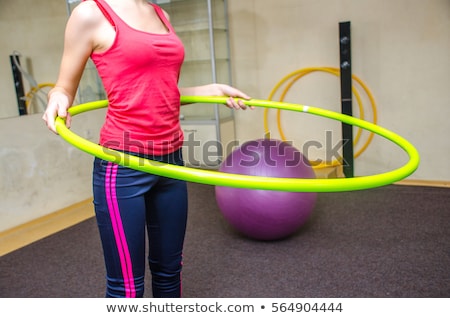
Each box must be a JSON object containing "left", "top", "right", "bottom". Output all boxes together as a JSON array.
[{"left": 42, "top": 0, "right": 251, "bottom": 298}]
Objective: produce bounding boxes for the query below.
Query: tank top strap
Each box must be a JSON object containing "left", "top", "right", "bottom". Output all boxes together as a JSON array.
[
  {"left": 150, "top": 3, "right": 177, "bottom": 33},
  {"left": 90, "top": 0, "right": 119, "bottom": 27}
]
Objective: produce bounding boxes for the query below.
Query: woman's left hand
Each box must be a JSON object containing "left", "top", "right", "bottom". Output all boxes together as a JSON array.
[
  {"left": 180, "top": 84, "right": 253, "bottom": 109},
  {"left": 213, "top": 83, "right": 253, "bottom": 110}
]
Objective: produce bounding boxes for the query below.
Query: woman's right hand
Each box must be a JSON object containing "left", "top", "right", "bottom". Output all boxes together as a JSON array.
[{"left": 42, "top": 90, "right": 71, "bottom": 134}]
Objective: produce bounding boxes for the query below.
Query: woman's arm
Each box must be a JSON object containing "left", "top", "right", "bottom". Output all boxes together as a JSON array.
[
  {"left": 42, "top": 2, "right": 102, "bottom": 133},
  {"left": 180, "top": 83, "right": 252, "bottom": 109}
]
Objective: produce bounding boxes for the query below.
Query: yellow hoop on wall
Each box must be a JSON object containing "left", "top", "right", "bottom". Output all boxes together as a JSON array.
[
  {"left": 25, "top": 82, "right": 55, "bottom": 114},
  {"left": 264, "top": 67, "right": 378, "bottom": 169}
]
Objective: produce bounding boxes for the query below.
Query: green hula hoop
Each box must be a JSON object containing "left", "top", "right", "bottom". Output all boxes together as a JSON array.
[{"left": 55, "top": 96, "right": 420, "bottom": 192}]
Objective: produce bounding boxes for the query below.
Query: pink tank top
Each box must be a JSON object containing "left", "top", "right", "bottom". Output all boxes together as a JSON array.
[{"left": 90, "top": 0, "right": 185, "bottom": 155}]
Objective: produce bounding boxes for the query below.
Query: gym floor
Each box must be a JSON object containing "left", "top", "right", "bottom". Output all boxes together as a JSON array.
[{"left": 0, "top": 182, "right": 449, "bottom": 298}]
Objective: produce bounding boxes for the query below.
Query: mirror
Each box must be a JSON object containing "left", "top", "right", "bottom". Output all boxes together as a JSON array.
[
  {"left": 0, "top": 0, "right": 69, "bottom": 118},
  {"left": 0, "top": 0, "right": 105, "bottom": 119},
  {"left": 9, "top": 51, "right": 55, "bottom": 116}
]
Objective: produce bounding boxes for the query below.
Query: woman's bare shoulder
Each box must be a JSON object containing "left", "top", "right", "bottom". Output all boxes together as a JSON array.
[{"left": 68, "top": 1, "right": 105, "bottom": 28}]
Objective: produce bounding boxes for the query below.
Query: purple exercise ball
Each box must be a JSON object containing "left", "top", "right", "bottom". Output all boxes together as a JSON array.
[{"left": 215, "top": 138, "right": 317, "bottom": 241}]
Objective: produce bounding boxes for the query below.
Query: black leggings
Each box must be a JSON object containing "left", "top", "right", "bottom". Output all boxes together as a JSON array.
[{"left": 92, "top": 149, "right": 187, "bottom": 297}]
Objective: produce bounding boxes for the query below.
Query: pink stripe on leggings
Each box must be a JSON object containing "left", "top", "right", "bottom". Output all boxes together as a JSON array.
[{"left": 105, "top": 163, "right": 136, "bottom": 297}]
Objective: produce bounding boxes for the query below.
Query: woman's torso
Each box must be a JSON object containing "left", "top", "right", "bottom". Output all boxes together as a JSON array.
[{"left": 88, "top": 0, "right": 185, "bottom": 155}]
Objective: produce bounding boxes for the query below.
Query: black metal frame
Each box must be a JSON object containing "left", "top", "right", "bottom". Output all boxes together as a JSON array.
[
  {"left": 339, "top": 21, "right": 354, "bottom": 178},
  {"left": 10, "top": 54, "right": 27, "bottom": 116}
]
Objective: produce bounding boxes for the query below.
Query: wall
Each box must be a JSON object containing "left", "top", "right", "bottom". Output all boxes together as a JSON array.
[
  {"left": 0, "top": 109, "right": 105, "bottom": 233},
  {"left": 227, "top": 0, "right": 450, "bottom": 181},
  {"left": 0, "top": 0, "right": 449, "bottom": 233},
  {"left": 0, "top": 0, "right": 67, "bottom": 118}
]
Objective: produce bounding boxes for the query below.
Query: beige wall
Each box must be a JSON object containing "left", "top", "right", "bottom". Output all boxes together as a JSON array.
[
  {"left": 0, "top": 0, "right": 67, "bottom": 118},
  {"left": 0, "top": 0, "right": 449, "bottom": 232},
  {"left": 228, "top": 0, "right": 450, "bottom": 181},
  {"left": 0, "top": 109, "right": 105, "bottom": 232}
]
